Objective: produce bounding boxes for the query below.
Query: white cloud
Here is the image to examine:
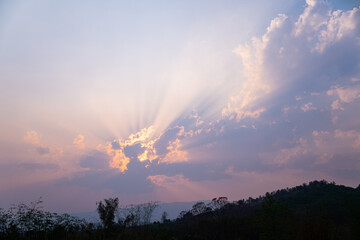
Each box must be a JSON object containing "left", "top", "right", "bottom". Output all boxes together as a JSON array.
[
  {"left": 315, "top": 6, "right": 360, "bottom": 52},
  {"left": 222, "top": 14, "right": 290, "bottom": 121},
  {"left": 293, "top": 0, "right": 330, "bottom": 37},
  {"left": 226, "top": 0, "right": 360, "bottom": 124}
]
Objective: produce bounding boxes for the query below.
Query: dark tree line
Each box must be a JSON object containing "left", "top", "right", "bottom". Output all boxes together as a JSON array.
[
  {"left": 0, "top": 198, "right": 88, "bottom": 240},
  {"left": 0, "top": 180, "right": 359, "bottom": 239}
]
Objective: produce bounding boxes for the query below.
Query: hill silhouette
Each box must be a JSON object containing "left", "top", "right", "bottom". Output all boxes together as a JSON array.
[
  {"left": 171, "top": 180, "right": 360, "bottom": 240},
  {"left": 0, "top": 180, "right": 359, "bottom": 239}
]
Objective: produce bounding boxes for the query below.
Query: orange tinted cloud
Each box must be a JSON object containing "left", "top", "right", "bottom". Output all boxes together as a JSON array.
[
  {"left": 98, "top": 126, "right": 158, "bottom": 172},
  {"left": 23, "top": 130, "right": 63, "bottom": 158},
  {"left": 97, "top": 142, "right": 130, "bottom": 172},
  {"left": 109, "top": 149, "right": 130, "bottom": 172},
  {"left": 23, "top": 130, "right": 41, "bottom": 146},
  {"left": 161, "top": 139, "right": 188, "bottom": 164},
  {"left": 98, "top": 125, "right": 194, "bottom": 172},
  {"left": 146, "top": 174, "right": 211, "bottom": 201},
  {"left": 73, "top": 134, "right": 85, "bottom": 150}
]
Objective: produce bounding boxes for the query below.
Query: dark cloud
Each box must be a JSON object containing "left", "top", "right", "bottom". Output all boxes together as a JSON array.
[
  {"left": 17, "top": 162, "right": 59, "bottom": 170},
  {"left": 154, "top": 126, "right": 183, "bottom": 156},
  {"left": 123, "top": 143, "right": 144, "bottom": 159},
  {"left": 149, "top": 162, "right": 231, "bottom": 182},
  {"left": 3, "top": 0, "right": 360, "bottom": 214},
  {"left": 64, "top": 166, "right": 154, "bottom": 195},
  {"left": 80, "top": 151, "right": 110, "bottom": 170},
  {"left": 36, "top": 147, "right": 50, "bottom": 155},
  {"left": 111, "top": 141, "right": 121, "bottom": 150}
]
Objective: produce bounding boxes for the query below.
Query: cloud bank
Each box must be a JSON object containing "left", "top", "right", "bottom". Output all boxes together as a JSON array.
[{"left": 0, "top": 0, "right": 359, "bottom": 212}]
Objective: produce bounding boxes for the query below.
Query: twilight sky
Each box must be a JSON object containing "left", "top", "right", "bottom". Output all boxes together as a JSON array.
[{"left": 0, "top": 0, "right": 360, "bottom": 213}]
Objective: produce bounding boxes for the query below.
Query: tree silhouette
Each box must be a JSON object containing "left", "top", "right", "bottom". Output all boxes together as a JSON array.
[
  {"left": 209, "top": 197, "right": 228, "bottom": 210},
  {"left": 96, "top": 197, "right": 119, "bottom": 229},
  {"left": 190, "top": 201, "right": 211, "bottom": 216},
  {"left": 161, "top": 211, "right": 168, "bottom": 223},
  {"left": 119, "top": 201, "right": 159, "bottom": 226},
  {"left": 0, "top": 180, "right": 358, "bottom": 239}
]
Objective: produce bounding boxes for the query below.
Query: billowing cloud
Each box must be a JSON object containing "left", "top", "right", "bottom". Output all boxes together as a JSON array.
[
  {"left": 225, "top": 0, "right": 360, "bottom": 123},
  {"left": 96, "top": 125, "right": 192, "bottom": 172},
  {"left": 16, "top": 1, "right": 360, "bottom": 197},
  {"left": 160, "top": 139, "right": 188, "bottom": 164},
  {"left": 97, "top": 142, "right": 130, "bottom": 172},
  {"left": 1, "top": 0, "right": 360, "bottom": 212},
  {"left": 212, "top": 0, "right": 360, "bottom": 186}
]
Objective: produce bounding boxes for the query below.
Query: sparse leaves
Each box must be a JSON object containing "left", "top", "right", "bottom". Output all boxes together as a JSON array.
[
  {"left": 118, "top": 201, "right": 159, "bottom": 226},
  {"left": 0, "top": 198, "right": 87, "bottom": 239}
]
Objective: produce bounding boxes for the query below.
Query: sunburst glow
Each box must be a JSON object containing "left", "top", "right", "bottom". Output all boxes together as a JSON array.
[{"left": 0, "top": 0, "right": 359, "bottom": 212}]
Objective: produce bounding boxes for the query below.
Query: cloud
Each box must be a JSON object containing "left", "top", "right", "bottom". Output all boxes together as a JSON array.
[
  {"left": 86, "top": 0, "right": 360, "bottom": 193},
  {"left": 73, "top": 134, "right": 85, "bottom": 150},
  {"left": 314, "top": 5, "right": 360, "bottom": 53},
  {"left": 111, "top": 141, "right": 121, "bottom": 150},
  {"left": 293, "top": 0, "right": 360, "bottom": 53},
  {"left": 222, "top": 13, "right": 289, "bottom": 121},
  {"left": 330, "top": 99, "right": 343, "bottom": 110},
  {"left": 17, "top": 163, "right": 59, "bottom": 170},
  {"left": 96, "top": 126, "right": 156, "bottom": 172},
  {"left": 293, "top": 0, "right": 330, "bottom": 38},
  {"left": 3, "top": 0, "right": 360, "bottom": 212},
  {"left": 146, "top": 174, "right": 212, "bottom": 201},
  {"left": 153, "top": 126, "right": 185, "bottom": 156},
  {"left": 301, "top": 102, "right": 316, "bottom": 112},
  {"left": 127, "top": 126, "right": 155, "bottom": 145},
  {"left": 23, "top": 130, "right": 41, "bottom": 146},
  {"left": 96, "top": 125, "right": 192, "bottom": 172},
  {"left": 160, "top": 139, "right": 188, "bottom": 164},
  {"left": 99, "top": 143, "right": 130, "bottom": 172},
  {"left": 226, "top": 0, "right": 360, "bottom": 121},
  {"left": 327, "top": 85, "right": 360, "bottom": 103},
  {"left": 146, "top": 168, "right": 318, "bottom": 204},
  {"left": 333, "top": 129, "right": 360, "bottom": 149},
  {"left": 36, "top": 146, "right": 50, "bottom": 155},
  {"left": 0, "top": 162, "right": 62, "bottom": 192},
  {"left": 23, "top": 130, "right": 63, "bottom": 158},
  {"left": 259, "top": 129, "right": 360, "bottom": 171},
  {"left": 79, "top": 151, "right": 110, "bottom": 170},
  {"left": 212, "top": 0, "right": 360, "bottom": 186}
]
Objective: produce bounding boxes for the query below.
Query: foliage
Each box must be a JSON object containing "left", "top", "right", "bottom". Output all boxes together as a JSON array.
[
  {"left": 209, "top": 197, "right": 228, "bottom": 210},
  {"left": 0, "top": 180, "right": 359, "bottom": 239},
  {"left": 96, "top": 197, "right": 119, "bottom": 229},
  {"left": 0, "top": 198, "right": 87, "bottom": 240},
  {"left": 118, "top": 201, "right": 159, "bottom": 226},
  {"left": 161, "top": 211, "right": 169, "bottom": 223}
]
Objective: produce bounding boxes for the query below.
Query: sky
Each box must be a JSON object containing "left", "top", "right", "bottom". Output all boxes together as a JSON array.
[{"left": 0, "top": 0, "right": 360, "bottom": 213}]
